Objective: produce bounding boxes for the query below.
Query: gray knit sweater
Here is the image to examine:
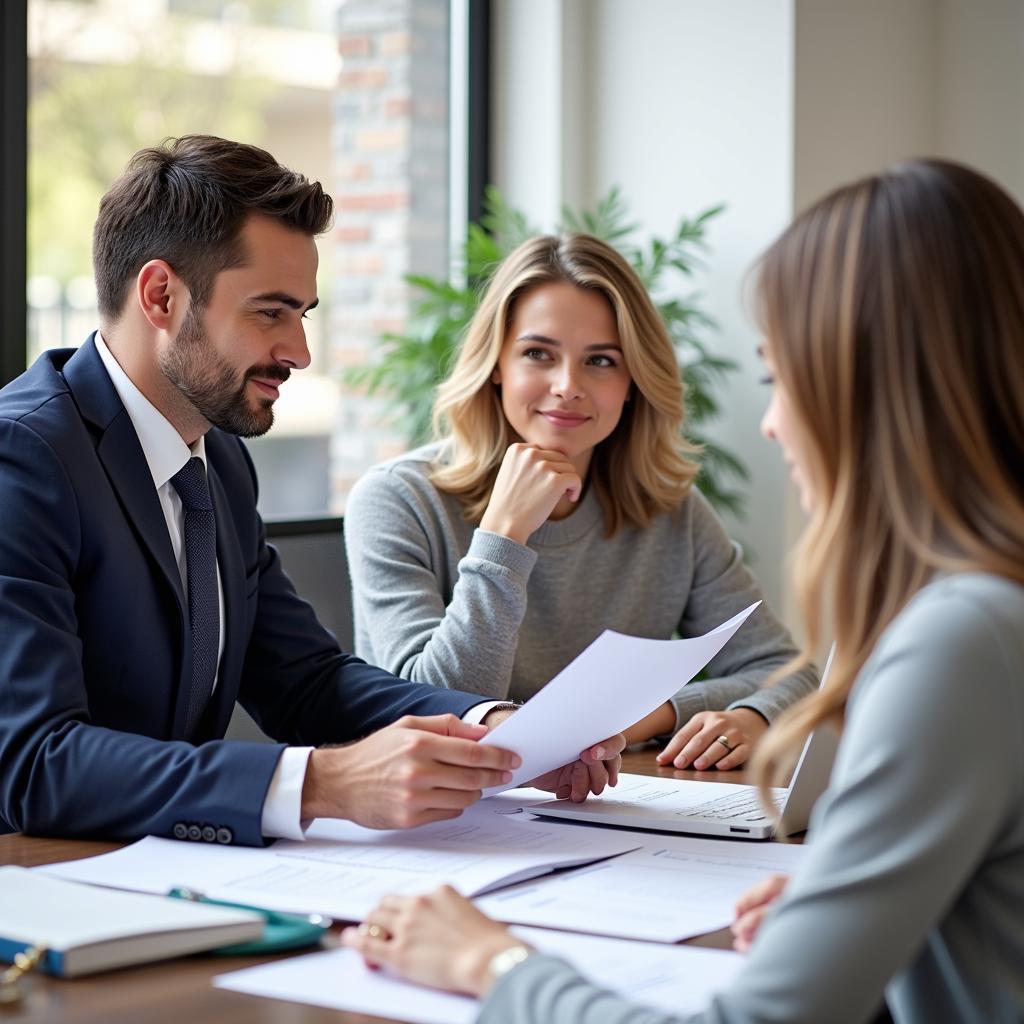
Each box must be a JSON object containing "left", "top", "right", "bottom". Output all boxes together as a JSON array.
[
  {"left": 480, "top": 573, "right": 1024, "bottom": 1023},
  {"left": 345, "top": 444, "right": 816, "bottom": 727}
]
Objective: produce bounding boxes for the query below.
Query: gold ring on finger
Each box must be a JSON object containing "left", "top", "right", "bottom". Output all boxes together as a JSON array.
[{"left": 714, "top": 735, "right": 735, "bottom": 753}]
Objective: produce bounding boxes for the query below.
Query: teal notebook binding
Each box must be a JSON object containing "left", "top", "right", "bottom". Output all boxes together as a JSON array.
[{"left": 166, "top": 887, "right": 331, "bottom": 953}]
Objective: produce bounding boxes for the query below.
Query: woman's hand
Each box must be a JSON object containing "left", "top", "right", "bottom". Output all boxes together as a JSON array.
[
  {"left": 480, "top": 443, "right": 583, "bottom": 545},
  {"left": 731, "top": 873, "right": 789, "bottom": 952},
  {"left": 656, "top": 708, "right": 769, "bottom": 770},
  {"left": 342, "top": 885, "right": 522, "bottom": 997}
]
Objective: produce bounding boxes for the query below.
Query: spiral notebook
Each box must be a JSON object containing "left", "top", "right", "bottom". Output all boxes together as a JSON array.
[{"left": 0, "top": 867, "right": 263, "bottom": 978}]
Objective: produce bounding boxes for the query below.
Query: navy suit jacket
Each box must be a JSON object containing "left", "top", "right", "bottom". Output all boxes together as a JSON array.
[{"left": 0, "top": 338, "right": 483, "bottom": 844}]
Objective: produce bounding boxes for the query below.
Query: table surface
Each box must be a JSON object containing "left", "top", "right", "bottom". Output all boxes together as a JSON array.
[{"left": 0, "top": 749, "right": 756, "bottom": 1023}]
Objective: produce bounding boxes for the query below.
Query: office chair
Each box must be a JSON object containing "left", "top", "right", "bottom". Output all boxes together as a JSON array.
[{"left": 225, "top": 516, "right": 353, "bottom": 743}]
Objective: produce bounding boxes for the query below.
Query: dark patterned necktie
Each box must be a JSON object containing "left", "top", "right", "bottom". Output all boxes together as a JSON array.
[{"left": 170, "top": 457, "right": 220, "bottom": 739}]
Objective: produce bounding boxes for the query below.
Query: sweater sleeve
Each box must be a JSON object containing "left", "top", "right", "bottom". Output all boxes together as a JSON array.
[
  {"left": 482, "top": 955, "right": 690, "bottom": 1024},
  {"left": 481, "top": 578, "right": 1024, "bottom": 1024},
  {"left": 669, "top": 491, "right": 818, "bottom": 726},
  {"left": 345, "top": 465, "right": 537, "bottom": 698}
]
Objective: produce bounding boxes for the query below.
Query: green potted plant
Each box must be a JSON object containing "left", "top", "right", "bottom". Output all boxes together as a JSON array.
[{"left": 346, "top": 187, "right": 748, "bottom": 517}]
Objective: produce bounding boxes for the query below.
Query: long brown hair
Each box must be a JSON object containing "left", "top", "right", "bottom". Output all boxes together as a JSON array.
[
  {"left": 754, "top": 160, "right": 1024, "bottom": 791},
  {"left": 431, "top": 234, "right": 700, "bottom": 535}
]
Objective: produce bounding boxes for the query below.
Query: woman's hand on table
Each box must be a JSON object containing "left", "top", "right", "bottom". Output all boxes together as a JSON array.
[
  {"left": 342, "top": 885, "right": 521, "bottom": 997},
  {"left": 731, "top": 873, "right": 789, "bottom": 952},
  {"left": 657, "top": 708, "right": 770, "bottom": 770}
]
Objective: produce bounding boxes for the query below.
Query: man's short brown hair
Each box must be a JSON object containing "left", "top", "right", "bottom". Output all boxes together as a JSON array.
[{"left": 92, "top": 135, "right": 334, "bottom": 322}]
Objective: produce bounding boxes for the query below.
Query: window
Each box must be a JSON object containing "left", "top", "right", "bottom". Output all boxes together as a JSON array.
[{"left": 16, "top": 0, "right": 489, "bottom": 516}]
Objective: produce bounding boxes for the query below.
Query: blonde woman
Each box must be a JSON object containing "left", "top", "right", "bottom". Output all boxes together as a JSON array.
[
  {"left": 344, "top": 160, "right": 1024, "bottom": 1022},
  {"left": 345, "top": 233, "right": 816, "bottom": 769}
]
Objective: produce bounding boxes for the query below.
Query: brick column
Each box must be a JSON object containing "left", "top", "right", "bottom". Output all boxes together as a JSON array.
[{"left": 330, "top": 0, "right": 450, "bottom": 508}]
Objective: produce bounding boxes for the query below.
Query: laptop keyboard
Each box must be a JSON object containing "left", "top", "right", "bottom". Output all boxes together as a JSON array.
[{"left": 679, "top": 788, "right": 786, "bottom": 822}]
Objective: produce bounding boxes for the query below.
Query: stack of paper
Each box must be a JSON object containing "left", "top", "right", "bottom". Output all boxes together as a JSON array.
[{"left": 41, "top": 792, "right": 640, "bottom": 921}]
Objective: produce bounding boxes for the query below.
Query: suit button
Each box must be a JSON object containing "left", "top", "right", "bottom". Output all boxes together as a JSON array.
[
  {"left": 173, "top": 823, "right": 188, "bottom": 840},
  {"left": 215, "top": 827, "right": 233, "bottom": 845},
  {"left": 201, "top": 825, "right": 217, "bottom": 843},
  {"left": 187, "top": 824, "right": 202, "bottom": 841}
]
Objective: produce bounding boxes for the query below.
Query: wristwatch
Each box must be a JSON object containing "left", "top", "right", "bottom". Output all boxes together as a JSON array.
[
  {"left": 488, "top": 702, "right": 521, "bottom": 715},
  {"left": 487, "top": 942, "right": 534, "bottom": 982}
]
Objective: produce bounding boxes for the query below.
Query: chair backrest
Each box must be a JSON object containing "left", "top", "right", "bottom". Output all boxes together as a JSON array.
[
  {"left": 226, "top": 516, "right": 353, "bottom": 743},
  {"left": 266, "top": 516, "right": 354, "bottom": 651}
]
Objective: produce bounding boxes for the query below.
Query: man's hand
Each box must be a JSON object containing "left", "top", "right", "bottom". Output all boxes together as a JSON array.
[
  {"left": 480, "top": 706, "right": 517, "bottom": 730},
  {"left": 300, "top": 714, "right": 520, "bottom": 829},
  {"left": 530, "top": 733, "right": 626, "bottom": 802}
]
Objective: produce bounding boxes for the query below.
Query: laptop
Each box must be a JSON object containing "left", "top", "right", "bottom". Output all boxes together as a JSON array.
[{"left": 531, "top": 649, "right": 838, "bottom": 841}]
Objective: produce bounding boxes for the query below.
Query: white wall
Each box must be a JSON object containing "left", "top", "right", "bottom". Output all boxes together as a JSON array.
[
  {"left": 491, "top": 0, "right": 1024, "bottom": 631},
  {"left": 788, "top": 0, "right": 1024, "bottom": 629},
  {"left": 494, "top": 0, "right": 796, "bottom": 613},
  {"left": 935, "top": 0, "right": 1024, "bottom": 203}
]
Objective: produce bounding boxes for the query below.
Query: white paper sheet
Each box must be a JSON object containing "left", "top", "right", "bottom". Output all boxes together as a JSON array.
[
  {"left": 214, "top": 926, "right": 744, "bottom": 1024},
  {"left": 482, "top": 602, "right": 761, "bottom": 792},
  {"left": 476, "top": 833, "right": 805, "bottom": 942},
  {"left": 40, "top": 790, "right": 639, "bottom": 921}
]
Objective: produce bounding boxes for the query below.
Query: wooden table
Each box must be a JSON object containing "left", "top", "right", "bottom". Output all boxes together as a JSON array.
[{"left": 0, "top": 750, "right": 750, "bottom": 1023}]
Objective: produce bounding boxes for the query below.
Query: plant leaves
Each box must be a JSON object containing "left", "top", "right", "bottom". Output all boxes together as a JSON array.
[{"left": 344, "top": 189, "right": 747, "bottom": 516}]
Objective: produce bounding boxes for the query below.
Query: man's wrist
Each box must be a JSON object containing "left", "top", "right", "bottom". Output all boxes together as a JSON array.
[
  {"left": 480, "top": 703, "right": 520, "bottom": 729},
  {"left": 301, "top": 746, "right": 349, "bottom": 820}
]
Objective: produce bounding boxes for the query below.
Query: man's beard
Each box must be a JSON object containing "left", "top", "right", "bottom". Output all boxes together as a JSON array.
[{"left": 160, "top": 307, "right": 288, "bottom": 438}]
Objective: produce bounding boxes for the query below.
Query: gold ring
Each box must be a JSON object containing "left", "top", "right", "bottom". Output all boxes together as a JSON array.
[
  {"left": 715, "top": 735, "right": 734, "bottom": 752},
  {"left": 365, "top": 923, "right": 392, "bottom": 942}
]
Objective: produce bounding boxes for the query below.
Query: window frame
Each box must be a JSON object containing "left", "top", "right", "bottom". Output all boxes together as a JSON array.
[{"left": 1, "top": 0, "right": 28, "bottom": 387}]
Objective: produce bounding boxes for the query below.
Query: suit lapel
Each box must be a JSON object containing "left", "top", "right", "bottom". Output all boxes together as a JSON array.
[
  {"left": 63, "top": 337, "right": 191, "bottom": 736},
  {"left": 63, "top": 337, "right": 186, "bottom": 611}
]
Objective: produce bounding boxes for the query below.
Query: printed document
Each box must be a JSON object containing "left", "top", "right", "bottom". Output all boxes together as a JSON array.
[
  {"left": 476, "top": 833, "right": 805, "bottom": 942},
  {"left": 482, "top": 602, "right": 760, "bottom": 791},
  {"left": 214, "top": 926, "right": 744, "bottom": 1024},
  {"left": 40, "top": 791, "right": 639, "bottom": 921}
]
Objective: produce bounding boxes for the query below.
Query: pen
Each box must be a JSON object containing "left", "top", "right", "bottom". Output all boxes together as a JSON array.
[
  {"left": 167, "top": 887, "right": 332, "bottom": 954},
  {"left": 168, "top": 886, "right": 332, "bottom": 928}
]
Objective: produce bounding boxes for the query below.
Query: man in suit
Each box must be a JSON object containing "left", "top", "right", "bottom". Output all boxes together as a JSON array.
[{"left": 0, "top": 136, "right": 621, "bottom": 846}]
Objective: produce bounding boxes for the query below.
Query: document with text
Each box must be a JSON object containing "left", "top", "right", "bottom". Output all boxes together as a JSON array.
[
  {"left": 482, "top": 602, "right": 761, "bottom": 792},
  {"left": 476, "top": 832, "right": 806, "bottom": 942},
  {"left": 39, "top": 790, "right": 639, "bottom": 921},
  {"left": 214, "top": 925, "right": 745, "bottom": 1024}
]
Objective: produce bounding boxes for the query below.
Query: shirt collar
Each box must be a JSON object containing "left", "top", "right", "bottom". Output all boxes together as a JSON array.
[{"left": 93, "top": 331, "right": 207, "bottom": 489}]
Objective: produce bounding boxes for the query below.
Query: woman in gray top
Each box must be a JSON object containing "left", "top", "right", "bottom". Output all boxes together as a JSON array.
[
  {"left": 346, "top": 232, "right": 816, "bottom": 771},
  {"left": 343, "top": 160, "right": 1024, "bottom": 1023}
]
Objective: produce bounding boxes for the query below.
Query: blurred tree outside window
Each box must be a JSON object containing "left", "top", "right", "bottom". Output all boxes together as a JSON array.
[{"left": 27, "top": 0, "right": 347, "bottom": 515}]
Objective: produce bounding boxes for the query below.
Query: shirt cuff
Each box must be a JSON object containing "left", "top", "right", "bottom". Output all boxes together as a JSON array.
[
  {"left": 260, "top": 746, "right": 314, "bottom": 840},
  {"left": 463, "top": 700, "right": 509, "bottom": 726}
]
